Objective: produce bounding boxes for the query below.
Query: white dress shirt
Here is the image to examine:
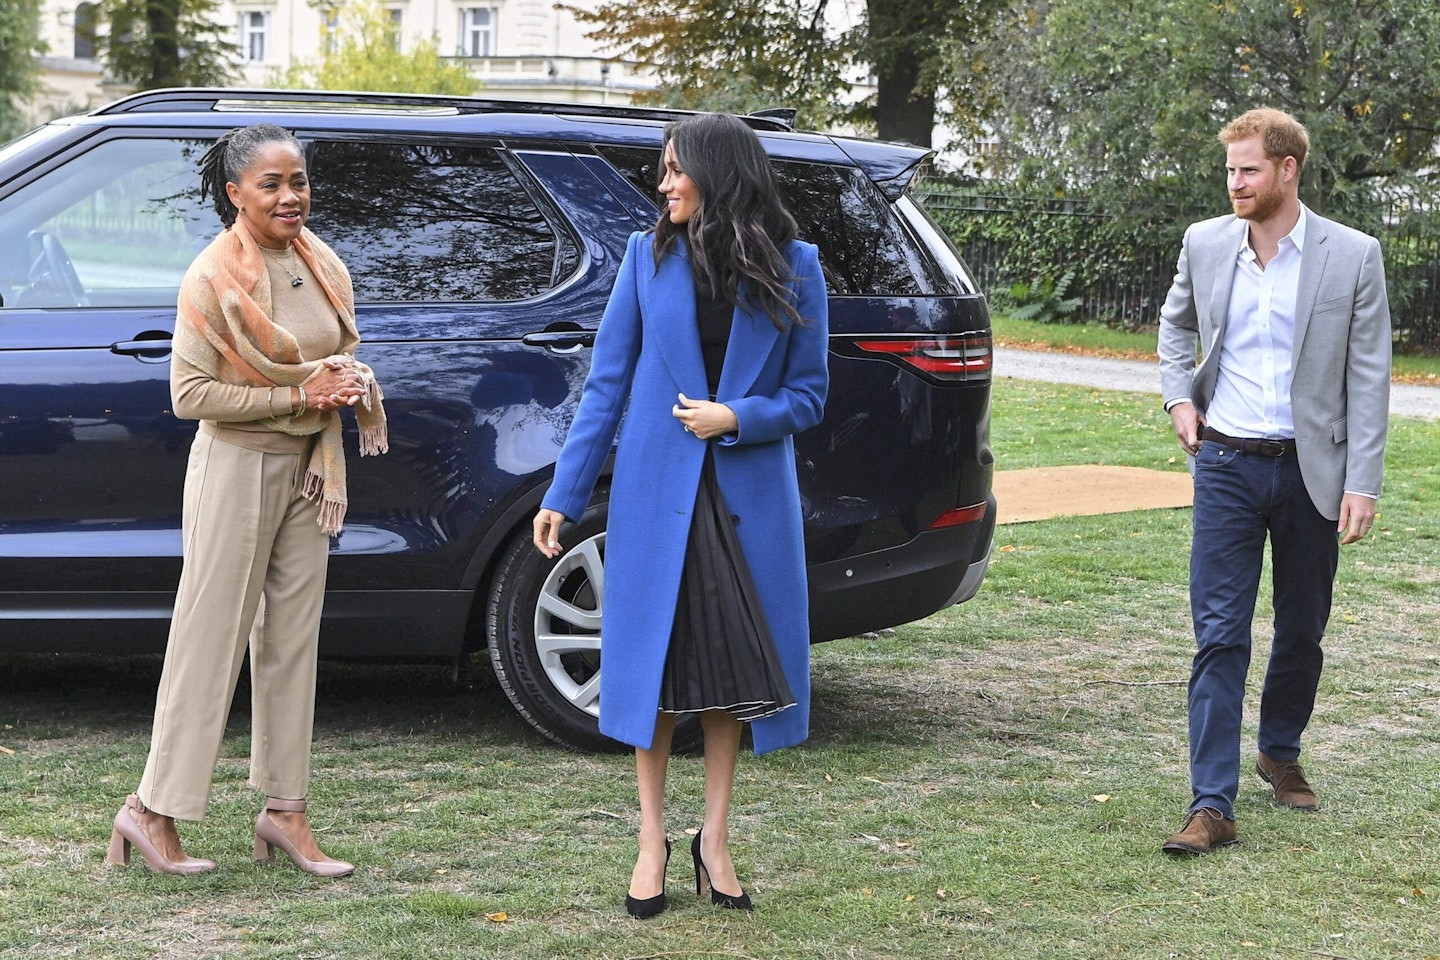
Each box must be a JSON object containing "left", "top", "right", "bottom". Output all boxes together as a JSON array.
[{"left": 1204, "top": 208, "right": 1307, "bottom": 441}]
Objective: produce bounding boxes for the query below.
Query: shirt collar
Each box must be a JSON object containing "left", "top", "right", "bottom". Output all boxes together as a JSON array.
[{"left": 1241, "top": 205, "right": 1306, "bottom": 263}]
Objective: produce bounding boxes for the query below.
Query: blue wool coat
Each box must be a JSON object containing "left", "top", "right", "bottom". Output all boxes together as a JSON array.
[{"left": 541, "top": 230, "right": 829, "bottom": 754}]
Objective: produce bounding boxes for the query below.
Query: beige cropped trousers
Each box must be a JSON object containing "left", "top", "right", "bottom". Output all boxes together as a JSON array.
[{"left": 138, "top": 430, "right": 329, "bottom": 822}]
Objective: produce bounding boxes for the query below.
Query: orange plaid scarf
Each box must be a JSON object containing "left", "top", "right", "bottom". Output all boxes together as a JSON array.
[{"left": 174, "top": 218, "right": 387, "bottom": 534}]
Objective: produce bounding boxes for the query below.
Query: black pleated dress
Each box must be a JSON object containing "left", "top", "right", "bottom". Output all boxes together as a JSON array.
[{"left": 656, "top": 289, "right": 797, "bottom": 723}]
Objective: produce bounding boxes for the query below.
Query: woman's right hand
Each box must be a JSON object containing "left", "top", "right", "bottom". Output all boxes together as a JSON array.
[
  {"left": 303, "top": 358, "right": 367, "bottom": 412},
  {"left": 533, "top": 509, "right": 565, "bottom": 558}
]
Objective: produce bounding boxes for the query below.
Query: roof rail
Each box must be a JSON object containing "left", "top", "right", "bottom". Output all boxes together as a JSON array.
[{"left": 93, "top": 88, "right": 797, "bottom": 132}]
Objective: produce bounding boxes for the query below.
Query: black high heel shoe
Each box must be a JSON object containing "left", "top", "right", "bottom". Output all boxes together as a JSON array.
[
  {"left": 624, "top": 838, "right": 672, "bottom": 919},
  {"left": 691, "top": 828, "right": 753, "bottom": 912}
]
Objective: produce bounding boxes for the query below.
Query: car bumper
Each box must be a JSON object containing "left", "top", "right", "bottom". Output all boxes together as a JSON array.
[{"left": 806, "top": 494, "right": 996, "bottom": 642}]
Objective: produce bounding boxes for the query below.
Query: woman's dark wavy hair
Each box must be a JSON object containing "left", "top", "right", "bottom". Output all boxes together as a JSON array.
[
  {"left": 652, "top": 114, "right": 807, "bottom": 330},
  {"left": 198, "top": 123, "right": 305, "bottom": 227}
]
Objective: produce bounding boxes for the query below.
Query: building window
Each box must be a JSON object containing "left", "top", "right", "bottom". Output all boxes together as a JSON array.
[
  {"left": 387, "top": 8, "right": 403, "bottom": 51},
  {"left": 74, "top": 2, "right": 98, "bottom": 59},
  {"left": 459, "top": 7, "right": 497, "bottom": 57},
  {"left": 239, "top": 11, "right": 269, "bottom": 63},
  {"left": 323, "top": 7, "right": 340, "bottom": 55}
]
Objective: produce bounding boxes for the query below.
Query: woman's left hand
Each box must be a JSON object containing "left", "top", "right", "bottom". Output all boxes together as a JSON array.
[{"left": 673, "top": 393, "right": 738, "bottom": 441}]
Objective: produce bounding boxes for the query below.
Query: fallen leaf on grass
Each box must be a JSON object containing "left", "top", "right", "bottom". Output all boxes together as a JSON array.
[
  {"left": 1092, "top": 794, "right": 1112, "bottom": 803},
  {"left": 905, "top": 895, "right": 915, "bottom": 902},
  {"left": 0, "top": 745, "right": 14, "bottom": 755},
  {"left": 1414, "top": 887, "right": 1426, "bottom": 898},
  {"left": 486, "top": 912, "right": 508, "bottom": 923},
  {"left": 1240, "top": 941, "right": 1258, "bottom": 948}
]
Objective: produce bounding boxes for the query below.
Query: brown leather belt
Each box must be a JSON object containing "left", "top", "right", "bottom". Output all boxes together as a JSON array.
[{"left": 1202, "top": 426, "right": 1295, "bottom": 457}]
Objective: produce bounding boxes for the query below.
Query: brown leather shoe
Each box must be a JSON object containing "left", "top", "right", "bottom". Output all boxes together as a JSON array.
[
  {"left": 1161, "top": 807, "right": 1238, "bottom": 856},
  {"left": 1256, "top": 752, "right": 1319, "bottom": 811}
]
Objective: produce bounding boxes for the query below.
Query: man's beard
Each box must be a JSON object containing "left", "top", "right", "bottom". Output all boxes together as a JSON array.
[{"left": 1231, "top": 180, "right": 1285, "bottom": 222}]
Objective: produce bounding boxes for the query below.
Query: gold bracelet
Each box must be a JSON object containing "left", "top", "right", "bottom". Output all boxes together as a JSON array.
[{"left": 290, "top": 385, "right": 306, "bottom": 419}]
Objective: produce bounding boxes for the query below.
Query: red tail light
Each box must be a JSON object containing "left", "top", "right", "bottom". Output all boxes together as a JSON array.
[
  {"left": 928, "top": 503, "right": 988, "bottom": 530},
  {"left": 852, "top": 334, "right": 992, "bottom": 380}
]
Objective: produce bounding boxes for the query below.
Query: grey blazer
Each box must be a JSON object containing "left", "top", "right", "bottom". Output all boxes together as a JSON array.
[{"left": 1157, "top": 206, "right": 1391, "bottom": 520}]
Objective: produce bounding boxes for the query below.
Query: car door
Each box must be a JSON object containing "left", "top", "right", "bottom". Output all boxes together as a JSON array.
[{"left": 0, "top": 133, "right": 221, "bottom": 650}]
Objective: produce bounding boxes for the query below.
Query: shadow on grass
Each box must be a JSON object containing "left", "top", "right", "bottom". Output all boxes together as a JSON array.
[
  {"left": 0, "top": 649, "right": 1028, "bottom": 755},
  {"left": 0, "top": 654, "right": 533, "bottom": 747}
]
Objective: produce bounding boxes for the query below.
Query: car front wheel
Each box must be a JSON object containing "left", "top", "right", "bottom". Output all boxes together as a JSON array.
[{"left": 486, "top": 491, "right": 704, "bottom": 751}]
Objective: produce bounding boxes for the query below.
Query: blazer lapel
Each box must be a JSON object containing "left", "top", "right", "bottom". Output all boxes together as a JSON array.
[
  {"left": 642, "top": 238, "right": 709, "bottom": 397},
  {"left": 1292, "top": 207, "right": 1329, "bottom": 356},
  {"left": 1205, "top": 217, "right": 1247, "bottom": 350},
  {"left": 717, "top": 297, "right": 782, "bottom": 401}
]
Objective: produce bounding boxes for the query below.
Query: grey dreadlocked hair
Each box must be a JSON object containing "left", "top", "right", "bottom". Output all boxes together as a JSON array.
[{"left": 197, "top": 123, "right": 305, "bottom": 227}]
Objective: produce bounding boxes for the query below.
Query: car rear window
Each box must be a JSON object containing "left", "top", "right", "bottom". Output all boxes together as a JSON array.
[
  {"left": 307, "top": 139, "right": 580, "bottom": 303},
  {"left": 594, "top": 145, "right": 948, "bottom": 297}
]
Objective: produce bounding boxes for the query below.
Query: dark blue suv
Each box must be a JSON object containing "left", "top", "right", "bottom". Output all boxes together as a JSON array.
[{"left": 0, "top": 89, "right": 995, "bottom": 749}]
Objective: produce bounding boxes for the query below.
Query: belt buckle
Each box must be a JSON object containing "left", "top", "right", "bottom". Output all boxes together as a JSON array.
[{"left": 1255, "top": 439, "right": 1286, "bottom": 457}]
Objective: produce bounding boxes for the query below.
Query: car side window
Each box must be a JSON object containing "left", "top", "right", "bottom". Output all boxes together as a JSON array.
[
  {"left": 593, "top": 145, "right": 932, "bottom": 296},
  {"left": 0, "top": 137, "right": 219, "bottom": 309},
  {"left": 306, "top": 139, "right": 580, "bottom": 303}
]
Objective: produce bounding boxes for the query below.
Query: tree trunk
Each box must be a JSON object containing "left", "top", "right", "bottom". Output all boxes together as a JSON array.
[
  {"left": 144, "top": 0, "right": 180, "bottom": 89},
  {"left": 866, "top": 0, "right": 937, "bottom": 148},
  {"left": 874, "top": 49, "right": 933, "bottom": 147}
]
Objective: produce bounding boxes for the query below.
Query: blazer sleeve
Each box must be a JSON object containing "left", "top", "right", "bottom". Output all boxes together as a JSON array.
[
  {"left": 1157, "top": 224, "right": 1200, "bottom": 408},
  {"left": 1342, "top": 235, "right": 1392, "bottom": 499},
  {"left": 541, "top": 231, "right": 646, "bottom": 521},
  {"left": 722, "top": 241, "right": 830, "bottom": 446}
]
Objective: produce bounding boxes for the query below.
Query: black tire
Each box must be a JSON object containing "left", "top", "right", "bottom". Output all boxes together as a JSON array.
[{"left": 486, "top": 489, "right": 701, "bottom": 751}]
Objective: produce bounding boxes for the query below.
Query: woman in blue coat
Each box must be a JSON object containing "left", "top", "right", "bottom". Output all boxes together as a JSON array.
[{"left": 533, "top": 113, "right": 828, "bottom": 917}]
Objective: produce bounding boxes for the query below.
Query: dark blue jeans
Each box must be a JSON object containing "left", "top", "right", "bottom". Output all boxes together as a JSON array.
[{"left": 1187, "top": 439, "right": 1338, "bottom": 818}]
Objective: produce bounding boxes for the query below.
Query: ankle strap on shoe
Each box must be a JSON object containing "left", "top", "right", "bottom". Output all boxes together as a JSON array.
[{"left": 264, "top": 797, "right": 307, "bottom": 813}]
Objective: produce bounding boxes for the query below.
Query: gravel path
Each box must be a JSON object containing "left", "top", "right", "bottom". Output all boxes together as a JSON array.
[{"left": 994, "top": 347, "right": 1438, "bottom": 420}]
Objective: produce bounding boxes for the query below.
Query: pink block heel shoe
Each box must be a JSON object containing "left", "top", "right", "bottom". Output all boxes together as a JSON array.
[
  {"left": 253, "top": 797, "right": 354, "bottom": 878},
  {"left": 106, "top": 793, "right": 216, "bottom": 874}
]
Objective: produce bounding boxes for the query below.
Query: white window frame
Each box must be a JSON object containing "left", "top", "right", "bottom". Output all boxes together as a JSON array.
[
  {"left": 459, "top": 7, "right": 497, "bottom": 58},
  {"left": 387, "top": 7, "right": 403, "bottom": 51},
  {"left": 324, "top": 7, "right": 341, "bottom": 55},
  {"left": 239, "top": 10, "right": 270, "bottom": 64}
]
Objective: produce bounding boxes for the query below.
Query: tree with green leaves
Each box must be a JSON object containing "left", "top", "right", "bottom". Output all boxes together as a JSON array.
[
  {"left": 974, "top": 0, "right": 1440, "bottom": 227},
  {"left": 277, "top": 0, "right": 478, "bottom": 96},
  {"left": 0, "top": 0, "right": 46, "bottom": 141},
  {"left": 95, "top": 0, "right": 239, "bottom": 90},
  {"left": 858, "top": 0, "right": 1004, "bottom": 147},
  {"left": 566, "top": 0, "right": 852, "bottom": 129}
]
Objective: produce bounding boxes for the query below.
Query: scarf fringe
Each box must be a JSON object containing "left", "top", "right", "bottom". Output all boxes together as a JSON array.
[
  {"left": 317, "top": 497, "right": 347, "bottom": 537},
  {"left": 360, "top": 424, "right": 388, "bottom": 457},
  {"left": 302, "top": 465, "right": 348, "bottom": 536}
]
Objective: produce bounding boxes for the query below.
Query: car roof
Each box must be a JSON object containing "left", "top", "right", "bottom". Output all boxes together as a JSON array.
[{"left": 76, "top": 88, "right": 931, "bottom": 201}]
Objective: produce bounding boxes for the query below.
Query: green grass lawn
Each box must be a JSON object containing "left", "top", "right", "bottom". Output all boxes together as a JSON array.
[
  {"left": 2, "top": 380, "right": 1438, "bottom": 959},
  {"left": 993, "top": 313, "right": 1440, "bottom": 384}
]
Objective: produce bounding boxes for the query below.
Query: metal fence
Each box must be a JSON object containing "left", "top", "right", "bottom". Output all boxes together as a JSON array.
[{"left": 917, "top": 187, "right": 1440, "bottom": 351}]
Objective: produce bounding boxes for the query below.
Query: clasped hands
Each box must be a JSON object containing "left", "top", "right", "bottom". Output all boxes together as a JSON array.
[{"left": 304, "top": 356, "right": 368, "bottom": 412}]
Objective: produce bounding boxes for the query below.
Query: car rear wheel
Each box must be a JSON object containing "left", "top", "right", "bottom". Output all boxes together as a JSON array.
[{"left": 486, "top": 490, "right": 701, "bottom": 752}]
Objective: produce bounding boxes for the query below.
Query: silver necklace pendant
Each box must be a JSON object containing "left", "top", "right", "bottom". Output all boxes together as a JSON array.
[{"left": 283, "top": 249, "right": 304, "bottom": 287}]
